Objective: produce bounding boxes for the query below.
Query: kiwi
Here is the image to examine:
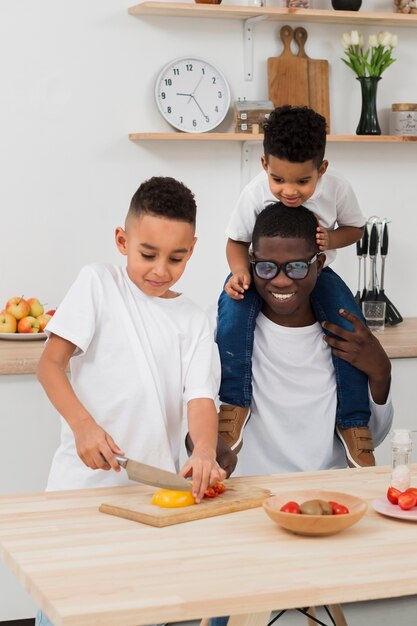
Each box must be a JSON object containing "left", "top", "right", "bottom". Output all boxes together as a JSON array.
[{"left": 300, "top": 499, "right": 333, "bottom": 516}]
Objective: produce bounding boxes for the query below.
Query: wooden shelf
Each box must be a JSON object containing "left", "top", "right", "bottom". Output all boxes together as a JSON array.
[
  {"left": 129, "top": 132, "right": 417, "bottom": 143},
  {"left": 129, "top": 3, "right": 417, "bottom": 28}
]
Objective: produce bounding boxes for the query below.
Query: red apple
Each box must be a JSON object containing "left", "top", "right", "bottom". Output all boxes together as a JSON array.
[
  {"left": 5, "top": 297, "right": 30, "bottom": 320},
  {"left": 46, "top": 309, "right": 56, "bottom": 317},
  {"left": 17, "top": 316, "right": 40, "bottom": 334},
  {"left": 36, "top": 313, "right": 52, "bottom": 332},
  {"left": 0, "top": 312, "right": 17, "bottom": 333},
  {"left": 27, "top": 297, "right": 44, "bottom": 318}
]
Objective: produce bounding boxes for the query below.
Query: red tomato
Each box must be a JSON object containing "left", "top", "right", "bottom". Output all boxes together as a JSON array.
[
  {"left": 387, "top": 487, "right": 401, "bottom": 505},
  {"left": 405, "top": 487, "right": 417, "bottom": 499},
  {"left": 204, "top": 487, "right": 218, "bottom": 499},
  {"left": 280, "top": 501, "right": 301, "bottom": 514},
  {"left": 398, "top": 492, "right": 417, "bottom": 511},
  {"left": 212, "top": 482, "right": 226, "bottom": 494},
  {"left": 328, "top": 501, "right": 350, "bottom": 515}
]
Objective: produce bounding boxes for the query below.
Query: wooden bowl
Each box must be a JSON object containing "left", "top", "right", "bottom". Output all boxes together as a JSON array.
[
  {"left": 195, "top": 0, "right": 222, "bottom": 4},
  {"left": 263, "top": 490, "right": 367, "bottom": 537}
]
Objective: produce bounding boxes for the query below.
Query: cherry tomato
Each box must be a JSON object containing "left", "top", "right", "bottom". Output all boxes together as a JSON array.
[
  {"left": 280, "top": 501, "right": 301, "bottom": 514},
  {"left": 398, "top": 492, "right": 417, "bottom": 511},
  {"left": 204, "top": 487, "right": 218, "bottom": 498},
  {"left": 387, "top": 487, "right": 402, "bottom": 505},
  {"left": 212, "top": 482, "right": 226, "bottom": 494},
  {"left": 404, "top": 487, "right": 417, "bottom": 499},
  {"left": 151, "top": 489, "right": 196, "bottom": 508},
  {"left": 328, "top": 501, "right": 350, "bottom": 515}
]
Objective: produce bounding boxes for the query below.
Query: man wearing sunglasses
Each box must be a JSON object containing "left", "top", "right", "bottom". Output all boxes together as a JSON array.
[{"left": 231, "top": 202, "right": 393, "bottom": 477}]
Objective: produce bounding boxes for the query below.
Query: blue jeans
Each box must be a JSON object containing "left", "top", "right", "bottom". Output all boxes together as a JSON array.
[
  {"left": 35, "top": 611, "right": 53, "bottom": 626},
  {"left": 216, "top": 267, "right": 370, "bottom": 429}
]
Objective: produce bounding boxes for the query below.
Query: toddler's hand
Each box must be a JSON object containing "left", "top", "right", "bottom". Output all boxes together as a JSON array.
[
  {"left": 316, "top": 226, "right": 330, "bottom": 251},
  {"left": 72, "top": 417, "right": 124, "bottom": 472},
  {"left": 224, "top": 271, "right": 252, "bottom": 300},
  {"left": 181, "top": 448, "right": 226, "bottom": 503}
]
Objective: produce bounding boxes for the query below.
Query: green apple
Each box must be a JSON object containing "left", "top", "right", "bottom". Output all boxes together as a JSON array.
[
  {"left": 5, "top": 297, "right": 30, "bottom": 320},
  {"left": 0, "top": 312, "right": 17, "bottom": 333},
  {"left": 17, "top": 316, "right": 40, "bottom": 334},
  {"left": 27, "top": 297, "right": 44, "bottom": 318}
]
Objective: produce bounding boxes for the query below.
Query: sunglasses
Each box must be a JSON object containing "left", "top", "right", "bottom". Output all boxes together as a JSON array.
[{"left": 250, "top": 253, "right": 321, "bottom": 281}]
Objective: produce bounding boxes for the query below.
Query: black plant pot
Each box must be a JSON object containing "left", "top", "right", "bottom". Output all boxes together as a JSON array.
[{"left": 331, "top": 0, "right": 362, "bottom": 10}]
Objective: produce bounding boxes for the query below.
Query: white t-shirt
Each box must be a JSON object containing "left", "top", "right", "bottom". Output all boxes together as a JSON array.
[
  {"left": 226, "top": 167, "right": 365, "bottom": 265},
  {"left": 235, "top": 312, "right": 393, "bottom": 476},
  {"left": 45, "top": 263, "right": 219, "bottom": 491}
]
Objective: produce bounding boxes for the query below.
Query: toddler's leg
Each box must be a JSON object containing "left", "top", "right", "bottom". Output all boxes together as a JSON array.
[
  {"left": 216, "top": 276, "right": 262, "bottom": 452},
  {"left": 311, "top": 267, "right": 375, "bottom": 467},
  {"left": 35, "top": 611, "right": 54, "bottom": 626}
]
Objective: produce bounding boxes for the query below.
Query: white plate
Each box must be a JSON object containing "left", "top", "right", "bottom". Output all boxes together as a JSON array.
[
  {"left": 0, "top": 332, "right": 47, "bottom": 341},
  {"left": 372, "top": 496, "right": 417, "bottom": 522}
]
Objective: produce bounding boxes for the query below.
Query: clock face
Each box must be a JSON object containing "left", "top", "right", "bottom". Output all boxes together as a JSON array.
[{"left": 155, "top": 57, "right": 231, "bottom": 133}]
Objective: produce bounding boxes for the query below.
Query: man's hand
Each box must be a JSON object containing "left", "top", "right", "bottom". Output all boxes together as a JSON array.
[
  {"left": 322, "top": 309, "right": 391, "bottom": 405},
  {"left": 185, "top": 433, "right": 238, "bottom": 478},
  {"left": 72, "top": 417, "right": 124, "bottom": 472},
  {"left": 224, "top": 271, "right": 252, "bottom": 300}
]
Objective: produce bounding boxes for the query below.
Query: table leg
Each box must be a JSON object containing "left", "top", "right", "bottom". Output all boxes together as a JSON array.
[
  {"left": 329, "top": 604, "right": 348, "bottom": 626},
  {"left": 228, "top": 611, "right": 272, "bottom": 626}
]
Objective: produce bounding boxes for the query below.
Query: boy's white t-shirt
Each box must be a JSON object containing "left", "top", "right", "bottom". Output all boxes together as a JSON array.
[
  {"left": 235, "top": 312, "right": 393, "bottom": 476},
  {"left": 45, "top": 263, "right": 219, "bottom": 491},
  {"left": 226, "top": 167, "right": 366, "bottom": 265}
]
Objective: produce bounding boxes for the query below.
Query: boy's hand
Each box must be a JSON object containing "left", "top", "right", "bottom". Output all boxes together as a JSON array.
[
  {"left": 224, "top": 271, "right": 252, "bottom": 300},
  {"left": 181, "top": 447, "right": 226, "bottom": 503},
  {"left": 316, "top": 226, "right": 331, "bottom": 251},
  {"left": 72, "top": 417, "right": 125, "bottom": 472}
]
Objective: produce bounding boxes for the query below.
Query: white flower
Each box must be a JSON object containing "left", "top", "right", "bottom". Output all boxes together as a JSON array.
[
  {"left": 359, "top": 33, "right": 365, "bottom": 48},
  {"left": 390, "top": 34, "right": 398, "bottom": 48},
  {"left": 351, "top": 30, "right": 360, "bottom": 45},
  {"left": 369, "top": 34, "right": 378, "bottom": 48},
  {"left": 341, "top": 32, "right": 351, "bottom": 49},
  {"left": 378, "top": 31, "right": 392, "bottom": 47}
]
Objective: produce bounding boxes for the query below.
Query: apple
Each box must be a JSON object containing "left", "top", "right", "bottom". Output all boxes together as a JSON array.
[
  {"left": 27, "top": 297, "right": 44, "bottom": 318},
  {"left": 17, "top": 316, "right": 40, "bottom": 334},
  {"left": 5, "top": 297, "right": 30, "bottom": 320},
  {"left": 46, "top": 309, "right": 56, "bottom": 317},
  {"left": 37, "top": 313, "right": 52, "bottom": 332},
  {"left": 0, "top": 312, "right": 17, "bottom": 334}
]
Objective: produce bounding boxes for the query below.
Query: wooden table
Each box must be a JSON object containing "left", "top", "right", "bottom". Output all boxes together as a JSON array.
[{"left": 1, "top": 466, "right": 417, "bottom": 626}]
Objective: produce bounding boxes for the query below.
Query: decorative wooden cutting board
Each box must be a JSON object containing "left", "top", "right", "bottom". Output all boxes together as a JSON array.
[
  {"left": 294, "top": 27, "right": 330, "bottom": 130},
  {"left": 267, "top": 25, "right": 309, "bottom": 109},
  {"left": 99, "top": 482, "right": 271, "bottom": 527}
]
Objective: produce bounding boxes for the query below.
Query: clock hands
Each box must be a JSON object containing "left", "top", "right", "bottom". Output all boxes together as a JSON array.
[
  {"left": 176, "top": 92, "right": 208, "bottom": 120},
  {"left": 187, "top": 74, "right": 205, "bottom": 104}
]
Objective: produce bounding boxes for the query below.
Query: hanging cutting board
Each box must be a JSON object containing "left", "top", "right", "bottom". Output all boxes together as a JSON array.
[
  {"left": 267, "top": 25, "right": 309, "bottom": 109},
  {"left": 99, "top": 482, "right": 271, "bottom": 527},
  {"left": 294, "top": 27, "right": 331, "bottom": 131}
]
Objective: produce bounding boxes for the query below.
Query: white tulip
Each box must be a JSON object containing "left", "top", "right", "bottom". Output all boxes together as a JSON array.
[
  {"left": 341, "top": 32, "right": 351, "bottom": 48},
  {"left": 390, "top": 34, "right": 398, "bottom": 48},
  {"left": 351, "top": 30, "right": 360, "bottom": 45},
  {"left": 369, "top": 34, "right": 378, "bottom": 48},
  {"left": 359, "top": 33, "right": 365, "bottom": 48},
  {"left": 378, "top": 31, "right": 392, "bottom": 47}
]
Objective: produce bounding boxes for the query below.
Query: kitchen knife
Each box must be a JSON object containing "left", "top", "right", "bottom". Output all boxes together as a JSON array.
[{"left": 116, "top": 456, "right": 192, "bottom": 492}]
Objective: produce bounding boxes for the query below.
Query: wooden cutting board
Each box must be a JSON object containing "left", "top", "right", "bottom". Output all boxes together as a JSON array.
[
  {"left": 294, "top": 27, "right": 330, "bottom": 130},
  {"left": 268, "top": 25, "right": 309, "bottom": 109},
  {"left": 99, "top": 481, "right": 271, "bottom": 527}
]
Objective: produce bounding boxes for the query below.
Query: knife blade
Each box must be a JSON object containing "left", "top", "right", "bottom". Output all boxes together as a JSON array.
[{"left": 116, "top": 456, "right": 193, "bottom": 492}]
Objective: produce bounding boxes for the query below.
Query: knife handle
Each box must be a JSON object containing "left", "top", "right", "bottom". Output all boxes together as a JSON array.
[
  {"left": 381, "top": 219, "right": 389, "bottom": 256},
  {"left": 115, "top": 455, "right": 128, "bottom": 468},
  {"left": 369, "top": 223, "right": 378, "bottom": 257},
  {"left": 356, "top": 240, "right": 362, "bottom": 256},
  {"left": 361, "top": 223, "right": 369, "bottom": 256}
]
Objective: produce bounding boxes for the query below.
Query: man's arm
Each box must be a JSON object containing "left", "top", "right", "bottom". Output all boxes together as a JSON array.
[{"left": 321, "top": 309, "right": 391, "bottom": 404}]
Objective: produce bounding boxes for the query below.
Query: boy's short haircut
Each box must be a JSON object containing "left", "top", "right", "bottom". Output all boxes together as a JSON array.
[
  {"left": 252, "top": 202, "right": 319, "bottom": 252},
  {"left": 262, "top": 105, "right": 327, "bottom": 168},
  {"left": 128, "top": 176, "right": 196, "bottom": 225}
]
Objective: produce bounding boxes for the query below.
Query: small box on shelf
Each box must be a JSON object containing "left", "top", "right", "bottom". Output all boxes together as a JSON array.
[{"left": 233, "top": 99, "right": 274, "bottom": 134}]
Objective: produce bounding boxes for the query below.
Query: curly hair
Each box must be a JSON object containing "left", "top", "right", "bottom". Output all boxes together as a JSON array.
[
  {"left": 263, "top": 106, "right": 327, "bottom": 168},
  {"left": 128, "top": 176, "right": 196, "bottom": 225},
  {"left": 252, "top": 202, "right": 319, "bottom": 252}
]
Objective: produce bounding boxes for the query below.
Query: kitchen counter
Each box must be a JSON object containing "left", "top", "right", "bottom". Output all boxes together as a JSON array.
[
  {"left": 1, "top": 317, "right": 417, "bottom": 375},
  {"left": 1, "top": 465, "right": 417, "bottom": 626}
]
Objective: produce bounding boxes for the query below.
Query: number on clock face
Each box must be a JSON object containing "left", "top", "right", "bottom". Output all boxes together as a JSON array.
[{"left": 155, "top": 57, "right": 231, "bottom": 133}]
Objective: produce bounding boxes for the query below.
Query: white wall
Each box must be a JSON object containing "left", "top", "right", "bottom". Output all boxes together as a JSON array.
[{"left": 1, "top": 0, "right": 417, "bottom": 621}]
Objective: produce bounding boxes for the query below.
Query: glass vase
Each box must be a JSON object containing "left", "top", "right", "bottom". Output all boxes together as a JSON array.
[{"left": 356, "top": 76, "right": 381, "bottom": 136}]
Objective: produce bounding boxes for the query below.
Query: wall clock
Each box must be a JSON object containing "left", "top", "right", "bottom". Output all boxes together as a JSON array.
[{"left": 155, "top": 57, "right": 231, "bottom": 133}]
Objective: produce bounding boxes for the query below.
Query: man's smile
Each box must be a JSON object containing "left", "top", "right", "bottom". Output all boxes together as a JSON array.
[{"left": 270, "top": 292, "right": 296, "bottom": 302}]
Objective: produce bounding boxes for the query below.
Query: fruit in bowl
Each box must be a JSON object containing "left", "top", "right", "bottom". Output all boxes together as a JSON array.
[
  {"left": 0, "top": 297, "right": 55, "bottom": 334},
  {"left": 263, "top": 490, "right": 367, "bottom": 536}
]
